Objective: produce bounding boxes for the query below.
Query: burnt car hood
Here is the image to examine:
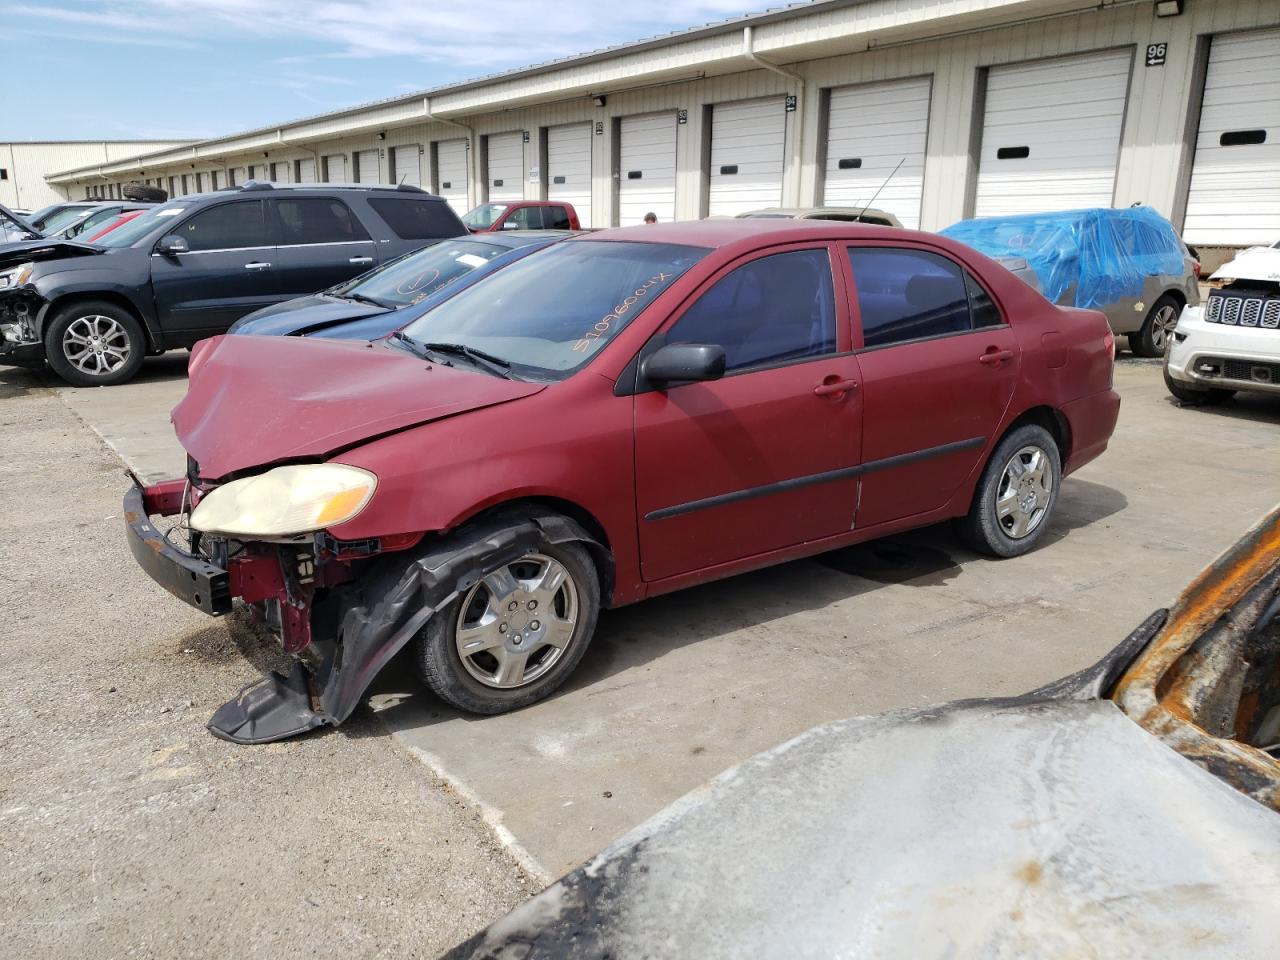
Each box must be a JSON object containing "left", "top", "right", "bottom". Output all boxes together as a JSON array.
[
  {"left": 174, "top": 335, "right": 545, "bottom": 479},
  {"left": 448, "top": 697, "right": 1280, "bottom": 959},
  {"left": 229, "top": 294, "right": 390, "bottom": 338},
  {"left": 0, "top": 238, "right": 101, "bottom": 268}
]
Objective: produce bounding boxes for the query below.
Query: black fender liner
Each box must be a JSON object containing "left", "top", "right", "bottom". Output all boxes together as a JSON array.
[{"left": 208, "top": 509, "right": 600, "bottom": 744}]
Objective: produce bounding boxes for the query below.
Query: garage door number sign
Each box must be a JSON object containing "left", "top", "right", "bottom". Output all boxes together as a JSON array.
[{"left": 1145, "top": 43, "right": 1167, "bottom": 67}]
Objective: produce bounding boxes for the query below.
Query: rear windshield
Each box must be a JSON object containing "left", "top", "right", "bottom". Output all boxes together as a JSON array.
[
  {"left": 398, "top": 239, "right": 707, "bottom": 380},
  {"left": 93, "top": 203, "right": 192, "bottom": 248},
  {"left": 36, "top": 206, "right": 96, "bottom": 234},
  {"left": 333, "top": 239, "right": 509, "bottom": 307},
  {"left": 367, "top": 197, "right": 464, "bottom": 240}
]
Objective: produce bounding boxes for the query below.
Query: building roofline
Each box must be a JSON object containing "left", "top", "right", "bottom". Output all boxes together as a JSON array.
[{"left": 44, "top": 0, "right": 872, "bottom": 180}]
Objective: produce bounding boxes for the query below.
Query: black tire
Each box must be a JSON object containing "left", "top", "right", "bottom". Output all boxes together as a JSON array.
[
  {"left": 44, "top": 300, "right": 147, "bottom": 387},
  {"left": 1130, "top": 293, "right": 1182, "bottom": 358},
  {"left": 956, "top": 424, "right": 1062, "bottom": 559},
  {"left": 1163, "top": 367, "right": 1233, "bottom": 405},
  {"left": 122, "top": 182, "right": 168, "bottom": 203},
  {"left": 417, "top": 535, "right": 600, "bottom": 714}
]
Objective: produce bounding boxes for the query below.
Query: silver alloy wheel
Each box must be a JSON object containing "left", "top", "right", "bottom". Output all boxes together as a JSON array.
[
  {"left": 1150, "top": 303, "right": 1179, "bottom": 353},
  {"left": 454, "top": 553, "right": 580, "bottom": 689},
  {"left": 62, "top": 314, "right": 131, "bottom": 376},
  {"left": 995, "top": 445, "right": 1054, "bottom": 540}
]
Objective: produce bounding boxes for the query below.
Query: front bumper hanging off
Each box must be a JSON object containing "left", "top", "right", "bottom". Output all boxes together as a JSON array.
[{"left": 124, "top": 475, "right": 596, "bottom": 745}]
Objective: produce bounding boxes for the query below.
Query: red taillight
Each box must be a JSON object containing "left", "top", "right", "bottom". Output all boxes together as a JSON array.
[{"left": 1193, "top": 260, "right": 1202, "bottom": 279}]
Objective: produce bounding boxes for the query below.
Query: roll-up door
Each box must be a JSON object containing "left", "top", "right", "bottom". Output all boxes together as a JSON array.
[
  {"left": 546, "top": 122, "right": 592, "bottom": 227},
  {"left": 296, "top": 157, "right": 316, "bottom": 183},
  {"left": 1184, "top": 28, "right": 1280, "bottom": 246},
  {"left": 270, "top": 162, "right": 291, "bottom": 183},
  {"left": 391, "top": 144, "right": 421, "bottom": 187},
  {"left": 823, "top": 77, "right": 931, "bottom": 229},
  {"left": 324, "top": 154, "right": 348, "bottom": 182},
  {"left": 708, "top": 97, "right": 786, "bottom": 217},
  {"left": 486, "top": 132, "right": 524, "bottom": 203},
  {"left": 436, "top": 139, "right": 469, "bottom": 214},
  {"left": 619, "top": 112, "right": 677, "bottom": 226},
  {"left": 355, "top": 149, "right": 380, "bottom": 185},
  {"left": 974, "top": 49, "right": 1132, "bottom": 217}
]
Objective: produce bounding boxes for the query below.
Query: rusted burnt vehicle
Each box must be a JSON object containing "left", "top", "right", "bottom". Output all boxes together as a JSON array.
[{"left": 446, "top": 506, "right": 1280, "bottom": 959}]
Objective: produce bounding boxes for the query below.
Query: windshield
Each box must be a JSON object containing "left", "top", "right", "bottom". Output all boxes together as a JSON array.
[
  {"left": 398, "top": 239, "right": 707, "bottom": 379},
  {"left": 333, "top": 239, "right": 510, "bottom": 307},
  {"left": 462, "top": 204, "right": 508, "bottom": 229},
  {"left": 93, "top": 203, "right": 191, "bottom": 248},
  {"left": 37, "top": 206, "right": 96, "bottom": 234}
]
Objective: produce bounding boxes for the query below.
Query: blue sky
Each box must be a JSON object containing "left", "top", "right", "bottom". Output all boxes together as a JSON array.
[{"left": 4, "top": 0, "right": 757, "bottom": 141}]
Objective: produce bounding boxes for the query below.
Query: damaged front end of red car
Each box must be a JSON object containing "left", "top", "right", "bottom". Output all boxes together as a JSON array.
[{"left": 124, "top": 469, "right": 424, "bottom": 742}]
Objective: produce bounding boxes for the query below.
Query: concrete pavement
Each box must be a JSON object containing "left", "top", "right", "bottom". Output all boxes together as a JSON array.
[{"left": 21, "top": 354, "right": 1280, "bottom": 877}]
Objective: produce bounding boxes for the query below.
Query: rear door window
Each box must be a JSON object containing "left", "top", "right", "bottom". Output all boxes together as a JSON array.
[
  {"left": 847, "top": 247, "right": 973, "bottom": 347},
  {"left": 274, "top": 197, "right": 369, "bottom": 245},
  {"left": 368, "top": 197, "right": 464, "bottom": 239},
  {"left": 509, "top": 206, "right": 546, "bottom": 229},
  {"left": 545, "top": 206, "right": 572, "bottom": 229},
  {"left": 169, "top": 200, "right": 267, "bottom": 251},
  {"left": 667, "top": 248, "right": 837, "bottom": 373}
]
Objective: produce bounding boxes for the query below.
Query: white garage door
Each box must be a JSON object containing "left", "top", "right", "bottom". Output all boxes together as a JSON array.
[
  {"left": 823, "top": 77, "right": 931, "bottom": 229},
  {"left": 324, "top": 154, "right": 347, "bottom": 182},
  {"left": 709, "top": 97, "right": 786, "bottom": 217},
  {"left": 1184, "top": 28, "right": 1280, "bottom": 247},
  {"left": 296, "top": 157, "right": 316, "bottom": 183},
  {"left": 619, "top": 112, "right": 677, "bottom": 226},
  {"left": 391, "top": 144, "right": 421, "bottom": 187},
  {"left": 355, "top": 149, "right": 380, "bottom": 185},
  {"left": 547, "top": 122, "right": 592, "bottom": 227},
  {"left": 230, "top": 167, "right": 247, "bottom": 187},
  {"left": 486, "top": 132, "right": 524, "bottom": 203},
  {"left": 974, "top": 49, "right": 1132, "bottom": 217},
  {"left": 436, "top": 139, "right": 470, "bottom": 214}
]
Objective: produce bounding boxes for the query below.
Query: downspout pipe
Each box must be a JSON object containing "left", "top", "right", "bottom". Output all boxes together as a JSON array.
[
  {"left": 743, "top": 25, "right": 805, "bottom": 206},
  {"left": 275, "top": 129, "right": 321, "bottom": 179},
  {"left": 424, "top": 96, "right": 476, "bottom": 202}
]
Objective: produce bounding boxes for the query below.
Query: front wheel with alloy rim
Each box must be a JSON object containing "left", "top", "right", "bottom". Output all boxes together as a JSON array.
[
  {"left": 1129, "top": 294, "right": 1182, "bottom": 358},
  {"left": 417, "top": 539, "right": 600, "bottom": 714},
  {"left": 956, "top": 424, "right": 1062, "bottom": 558},
  {"left": 44, "top": 300, "right": 146, "bottom": 386}
]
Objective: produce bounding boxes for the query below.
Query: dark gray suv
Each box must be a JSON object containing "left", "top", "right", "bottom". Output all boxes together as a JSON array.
[{"left": 0, "top": 181, "right": 467, "bottom": 385}]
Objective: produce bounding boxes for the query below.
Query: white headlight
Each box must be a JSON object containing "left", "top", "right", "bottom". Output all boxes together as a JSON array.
[
  {"left": 190, "top": 464, "right": 377, "bottom": 537},
  {"left": 0, "top": 262, "right": 34, "bottom": 289}
]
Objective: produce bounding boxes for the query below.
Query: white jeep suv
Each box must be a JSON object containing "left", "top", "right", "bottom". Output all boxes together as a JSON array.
[{"left": 1165, "top": 242, "right": 1280, "bottom": 403}]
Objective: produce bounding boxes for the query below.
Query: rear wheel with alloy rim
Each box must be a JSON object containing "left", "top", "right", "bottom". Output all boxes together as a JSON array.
[
  {"left": 417, "top": 537, "right": 600, "bottom": 713},
  {"left": 1130, "top": 294, "right": 1181, "bottom": 358},
  {"left": 956, "top": 423, "right": 1061, "bottom": 558},
  {"left": 44, "top": 300, "right": 146, "bottom": 386}
]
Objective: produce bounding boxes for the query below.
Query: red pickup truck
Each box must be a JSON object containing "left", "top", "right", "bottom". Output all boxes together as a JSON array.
[{"left": 462, "top": 200, "right": 581, "bottom": 232}]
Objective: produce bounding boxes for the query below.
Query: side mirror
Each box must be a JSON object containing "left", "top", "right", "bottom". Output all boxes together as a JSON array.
[
  {"left": 643, "top": 343, "right": 726, "bottom": 386},
  {"left": 157, "top": 235, "right": 189, "bottom": 257}
]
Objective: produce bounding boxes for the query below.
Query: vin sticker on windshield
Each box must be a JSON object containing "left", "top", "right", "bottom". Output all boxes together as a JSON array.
[{"left": 572, "top": 272, "right": 674, "bottom": 353}]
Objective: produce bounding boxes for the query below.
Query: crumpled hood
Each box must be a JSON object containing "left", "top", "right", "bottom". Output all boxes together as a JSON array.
[
  {"left": 174, "top": 335, "right": 544, "bottom": 479},
  {"left": 0, "top": 238, "right": 101, "bottom": 269},
  {"left": 229, "top": 294, "right": 389, "bottom": 338},
  {"left": 1211, "top": 244, "right": 1280, "bottom": 283}
]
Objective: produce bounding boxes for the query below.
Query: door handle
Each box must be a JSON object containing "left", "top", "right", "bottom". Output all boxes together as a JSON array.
[
  {"left": 814, "top": 377, "right": 859, "bottom": 397},
  {"left": 244, "top": 261, "right": 272, "bottom": 270},
  {"left": 349, "top": 256, "right": 374, "bottom": 265},
  {"left": 978, "top": 348, "right": 1014, "bottom": 366}
]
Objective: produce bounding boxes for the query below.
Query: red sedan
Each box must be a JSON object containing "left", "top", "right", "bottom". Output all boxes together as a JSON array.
[{"left": 124, "top": 220, "right": 1119, "bottom": 743}]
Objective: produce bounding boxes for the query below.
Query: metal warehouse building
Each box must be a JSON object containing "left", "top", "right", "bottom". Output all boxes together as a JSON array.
[
  {"left": 2, "top": 140, "right": 194, "bottom": 210},
  {"left": 43, "top": 0, "right": 1280, "bottom": 257}
]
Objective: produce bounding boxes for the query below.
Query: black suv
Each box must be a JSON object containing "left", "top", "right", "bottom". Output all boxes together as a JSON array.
[{"left": 0, "top": 182, "right": 467, "bottom": 385}]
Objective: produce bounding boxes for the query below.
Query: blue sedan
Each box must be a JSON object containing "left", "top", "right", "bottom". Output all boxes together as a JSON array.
[{"left": 229, "top": 231, "right": 573, "bottom": 340}]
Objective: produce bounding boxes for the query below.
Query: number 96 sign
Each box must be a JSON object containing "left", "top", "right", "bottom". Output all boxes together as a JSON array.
[{"left": 1146, "top": 43, "right": 1168, "bottom": 67}]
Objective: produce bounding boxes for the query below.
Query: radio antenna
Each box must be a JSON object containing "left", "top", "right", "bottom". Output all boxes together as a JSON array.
[{"left": 857, "top": 158, "right": 905, "bottom": 222}]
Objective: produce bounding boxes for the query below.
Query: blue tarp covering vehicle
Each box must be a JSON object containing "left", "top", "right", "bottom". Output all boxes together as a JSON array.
[{"left": 941, "top": 206, "right": 1197, "bottom": 357}]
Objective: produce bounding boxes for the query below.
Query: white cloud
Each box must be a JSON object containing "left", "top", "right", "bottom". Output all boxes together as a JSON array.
[{"left": 5, "top": 0, "right": 763, "bottom": 70}]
